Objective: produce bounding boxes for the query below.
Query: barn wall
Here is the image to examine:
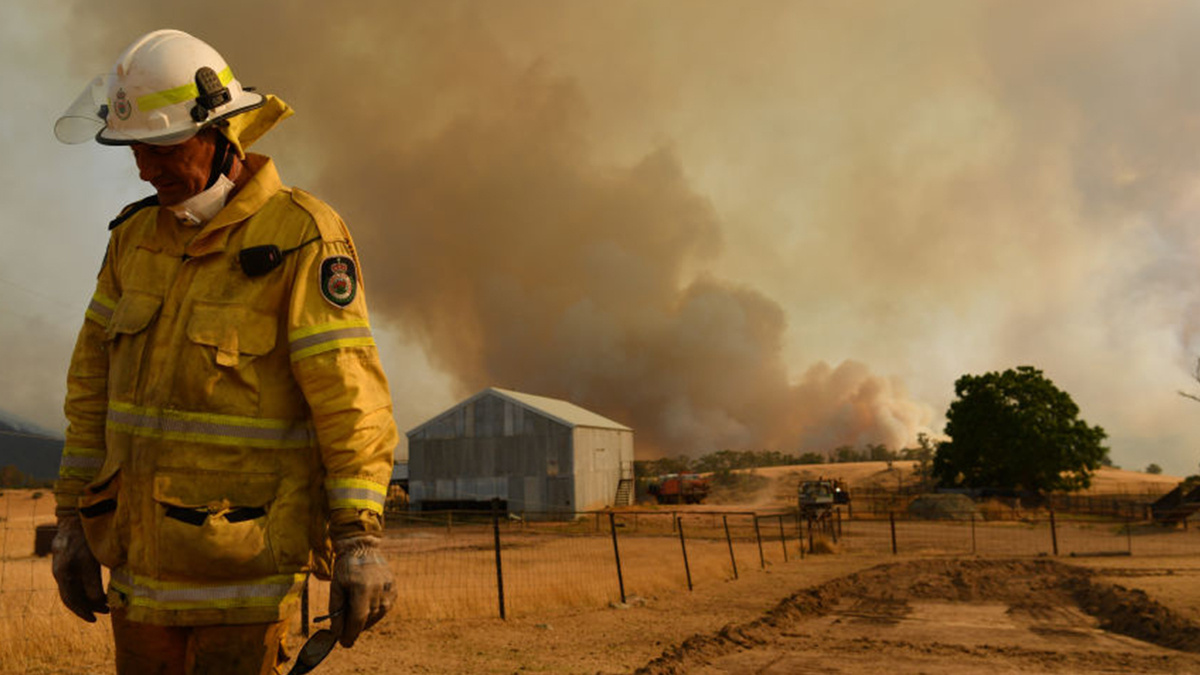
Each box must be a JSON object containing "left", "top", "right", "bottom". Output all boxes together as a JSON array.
[
  {"left": 408, "top": 393, "right": 575, "bottom": 514},
  {"left": 571, "top": 427, "right": 634, "bottom": 510}
]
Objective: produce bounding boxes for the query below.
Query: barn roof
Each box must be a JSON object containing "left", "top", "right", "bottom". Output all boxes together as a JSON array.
[
  {"left": 407, "top": 386, "right": 632, "bottom": 436},
  {"left": 490, "top": 387, "right": 632, "bottom": 431}
]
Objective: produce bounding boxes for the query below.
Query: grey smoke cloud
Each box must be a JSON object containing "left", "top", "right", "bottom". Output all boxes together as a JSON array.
[
  {"left": 48, "top": 2, "right": 933, "bottom": 456},
  {"left": 20, "top": 1, "right": 1199, "bottom": 470},
  {"left": 301, "top": 16, "right": 932, "bottom": 455}
]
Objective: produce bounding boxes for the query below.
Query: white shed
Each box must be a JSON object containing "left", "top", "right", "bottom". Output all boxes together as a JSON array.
[{"left": 406, "top": 387, "right": 634, "bottom": 516}]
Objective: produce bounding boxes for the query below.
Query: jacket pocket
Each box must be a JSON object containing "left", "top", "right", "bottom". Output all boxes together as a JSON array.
[
  {"left": 152, "top": 470, "right": 279, "bottom": 580},
  {"left": 105, "top": 291, "right": 163, "bottom": 400},
  {"left": 183, "top": 302, "right": 278, "bottom": 414},
  {"left": 79, "top": 468, "right": 127, "bottom": 569}
]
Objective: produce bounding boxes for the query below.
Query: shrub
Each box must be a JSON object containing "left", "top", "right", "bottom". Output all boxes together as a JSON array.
[{"left": 907, "top": 493, "right": 978, "bottom": 521}]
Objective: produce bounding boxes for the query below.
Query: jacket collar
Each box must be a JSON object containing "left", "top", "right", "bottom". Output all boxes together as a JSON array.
[{"left": 183, "top": 154, "right": 282, "bottom": 259}]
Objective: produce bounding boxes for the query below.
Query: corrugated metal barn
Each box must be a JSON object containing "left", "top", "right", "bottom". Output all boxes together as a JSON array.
[{"left": 406, "top": 387, "right": 634, "bottom": 516}]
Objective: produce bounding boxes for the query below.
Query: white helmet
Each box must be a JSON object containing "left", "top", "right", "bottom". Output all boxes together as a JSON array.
[{"left": 55, "top": 29, "right": 263, "bottom": 146}]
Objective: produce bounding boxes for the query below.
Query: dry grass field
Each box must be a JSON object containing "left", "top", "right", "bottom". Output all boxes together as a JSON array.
[
  {"left": 731, "top": 462, "right": 1183, "bottom": 509},
  {"left": 1, "top": 464, "right": 1197, "bottom": 674}
]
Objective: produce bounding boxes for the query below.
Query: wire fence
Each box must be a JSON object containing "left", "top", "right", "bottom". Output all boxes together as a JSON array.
[
  {"left": 0, "top": 490, "right": 115, "bottom": 675},
  {"left": 3, "top": 489, "right": 1199, "bottom": 673},
  {"left": 839, "top": 487, "right": 1171, "bottom": 521}
]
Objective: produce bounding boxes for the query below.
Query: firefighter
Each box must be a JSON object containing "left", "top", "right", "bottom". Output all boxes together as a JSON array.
[{"left": 51, "top": 29, "right": 398, "bottom": 673}]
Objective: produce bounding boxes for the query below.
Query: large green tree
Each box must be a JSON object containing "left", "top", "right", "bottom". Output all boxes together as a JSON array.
[{"left": 932, "top": 366, "right": 1109, "bottom": 493}]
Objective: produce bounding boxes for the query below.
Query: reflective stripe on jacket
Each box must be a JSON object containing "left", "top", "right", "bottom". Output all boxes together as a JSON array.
[{"left": 55, "top": 155, "right": 397, "bottom": 625}]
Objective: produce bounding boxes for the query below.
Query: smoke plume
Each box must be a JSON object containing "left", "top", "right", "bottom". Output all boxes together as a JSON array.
[{"left": 57, "top": 2, "right": 936, "bottom": 456}]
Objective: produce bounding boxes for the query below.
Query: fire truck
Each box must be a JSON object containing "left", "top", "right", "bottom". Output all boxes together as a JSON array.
[{"left": 647, "top": 473, "right": 710, "bottom": 505}]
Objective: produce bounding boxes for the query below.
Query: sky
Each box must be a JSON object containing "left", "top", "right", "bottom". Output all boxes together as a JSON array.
[{"left": 2, "top": 1, "right": 1200, "bottom": 475}]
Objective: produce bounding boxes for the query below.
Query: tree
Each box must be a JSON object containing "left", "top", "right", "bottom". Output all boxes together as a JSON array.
[
  {"left": 867, "top": 443, "right": 895, "bottom": 462},
  {"left": 932, "top": 366, "right": 1109, "bottom": 493},
  {"left": 1145, "top": 463, "right": 1163, "bottom": 475},
  {"left": 901, "top": 432, "right": 938, "bottom": 484},
  {"left": 832, "top": 445, "right": 865, "bottom": 463},
  {"left": 0, "top": 465, "right": 30, "bottom": 488},
  {"left": 635, "top": 455, "right": 692, "bottom": 478},
  {"left": 900, "top": 433, "right": 936, "bottom": 463},
  {"left": 1178, "top": 357, "right": 1200, "bottom": 404}
]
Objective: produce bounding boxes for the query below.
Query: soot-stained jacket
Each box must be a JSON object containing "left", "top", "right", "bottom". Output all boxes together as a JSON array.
[{"left": 54, "top": 154, "right": 397, "bottom": 626}]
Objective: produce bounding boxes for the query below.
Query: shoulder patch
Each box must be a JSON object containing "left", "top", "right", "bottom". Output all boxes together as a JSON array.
[
  {"left": 291, "top": 188, "right": 348, "bottom": 243},
  {"left": 320, "top": 255, "right": 358, "bottom": 308},
  {"left": 109, "top": 194, "right": 159, "bottom": 231}
]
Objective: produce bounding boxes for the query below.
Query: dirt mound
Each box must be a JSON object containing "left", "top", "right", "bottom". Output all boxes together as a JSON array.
[
  {"left": 635, "top": 559, "right": 1200, "bottom": 674},
  {"left": 1074, "top": 580, "right": 1200, "bottom": 652}
]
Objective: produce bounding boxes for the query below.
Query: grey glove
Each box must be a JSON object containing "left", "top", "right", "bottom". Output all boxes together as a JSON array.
[
  {"left": 329, "top": 535, "right": 395, "bottom": 647},
  {"left": 51, "top": 514, "right": 108, "bottom": 622}
]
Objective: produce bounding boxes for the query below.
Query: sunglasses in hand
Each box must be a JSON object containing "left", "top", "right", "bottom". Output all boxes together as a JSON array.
[{"left": 287, "top": 608, "right": 343, "bottom": 675}]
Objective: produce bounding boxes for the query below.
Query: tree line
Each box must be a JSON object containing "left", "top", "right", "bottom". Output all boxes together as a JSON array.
[
  {"left": 639, "top": 365, "right": 1188, "bottom": 496},
  {"left": 634, "top": 436, "right": 936, "bottom": 481},
  {"left": 0, "top": 465, "right": 52, "bottom": 489}
]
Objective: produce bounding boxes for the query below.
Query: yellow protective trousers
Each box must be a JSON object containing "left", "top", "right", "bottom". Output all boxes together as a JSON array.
[{"left": 112, "top": 607, "right": 289, "bottom": 675}]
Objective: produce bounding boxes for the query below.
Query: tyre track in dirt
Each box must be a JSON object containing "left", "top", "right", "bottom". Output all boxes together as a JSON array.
[{"left": 635, "top": 559, "right": 1200, "bottom": 674}]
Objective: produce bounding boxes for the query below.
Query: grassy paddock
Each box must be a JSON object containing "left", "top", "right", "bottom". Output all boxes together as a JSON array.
[{"left": 5, "top": 488, "right": 1200, "bottom": 672}]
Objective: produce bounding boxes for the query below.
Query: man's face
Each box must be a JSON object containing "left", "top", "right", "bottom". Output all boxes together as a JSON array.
[{"left": 130, "top": 132, "right": 216, "bottom": 206}]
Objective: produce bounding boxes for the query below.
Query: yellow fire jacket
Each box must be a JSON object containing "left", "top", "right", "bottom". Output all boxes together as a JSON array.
[{"left": 54, "top": 154, "right": 397, "bottom": 626}]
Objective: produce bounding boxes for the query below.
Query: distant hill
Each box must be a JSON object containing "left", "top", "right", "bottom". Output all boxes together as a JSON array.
[
  {"left": 0, "top": 410, "right": 63, "bottom": 485},
  {"left": 0, "top": 409, "right": 61, "bottom": 439}
]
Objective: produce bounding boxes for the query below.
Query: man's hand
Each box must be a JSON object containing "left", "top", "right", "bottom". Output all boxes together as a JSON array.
[
  {"left": 51, "top": 514, "right": 108, "bottom": 622},
  {"left": 329, "top": 535, "right": 395, "bottom": 647}
]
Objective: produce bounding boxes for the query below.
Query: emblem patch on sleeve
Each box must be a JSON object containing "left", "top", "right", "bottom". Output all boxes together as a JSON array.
[{"left": 320, "top": 255, "right": 357, "bottom": 308}]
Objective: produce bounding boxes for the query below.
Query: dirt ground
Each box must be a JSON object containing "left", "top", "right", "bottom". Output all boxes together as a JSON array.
[
  {"left": 308, "top": 466, "right": 1197, "bottom": 675},
  {"left": 4, "top": 467, "right": 1194, "bottom": 674},
  {"left": 312, "top": 552, "right": 1200, "bottom": 675}
]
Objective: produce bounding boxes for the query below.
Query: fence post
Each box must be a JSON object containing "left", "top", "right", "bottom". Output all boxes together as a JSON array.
[
  {"left": 753, "top": 515, "right": 766, "bottom": 569},
  {"left": 723, "top": 515, "right": 739, "bottom": 580},
  {"left": 777, "top": 514, "right": 788, "bottom": 562},
  {"left": 794, "top": 510, "right": 805, "bottom": 559},
  {"left": 889, "top": 512, "right": 897, "bottom": 555},
  {"left": 970, "top": 512, "right": 977, "bottom": 555},
  {"left": 1049, "top": 510, "right": 1059, "bottom": 556},
  {"left": 807, "top": 517, "right": 814, "bottom": 555},
  {"left": 609, "top": 512, "right": 627, "bottom": 604},
  {"left": 836, "top": 508, "right": 842, "bottom": 541},
  {"left": 1126, "top": 516, "right": 1133, "bottom": 555},
  {"left": 491, "top": 498, "right": 506, "bottom": 620},
  {"left": 300, "top": 576, "right": 310, "bottom": 637},
  {"left": 677, "top": 516, "right": 693, "bottom": 591}
]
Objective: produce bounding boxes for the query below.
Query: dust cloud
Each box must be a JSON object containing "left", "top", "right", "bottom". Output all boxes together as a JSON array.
[{"left": 61, "top": 2, "right": 1200, "bottom": 461}]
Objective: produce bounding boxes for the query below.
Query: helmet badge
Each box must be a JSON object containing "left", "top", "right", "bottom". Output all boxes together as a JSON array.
[{"left": 113, "top": 88, "right": 132, "bottom": 120}]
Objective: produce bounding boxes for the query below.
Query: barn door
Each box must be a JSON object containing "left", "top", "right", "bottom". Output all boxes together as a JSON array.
[{"left": 547, "top": 477, "right": 572, "bottom": 515}]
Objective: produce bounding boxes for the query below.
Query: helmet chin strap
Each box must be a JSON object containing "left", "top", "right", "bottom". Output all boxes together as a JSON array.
[{"left": 167, "top": 132, "right": 236, "bottom": 226}]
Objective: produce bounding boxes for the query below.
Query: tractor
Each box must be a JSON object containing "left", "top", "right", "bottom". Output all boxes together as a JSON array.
[{"left": 798, "top": 477, "right": 849, "bottom": 519}]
